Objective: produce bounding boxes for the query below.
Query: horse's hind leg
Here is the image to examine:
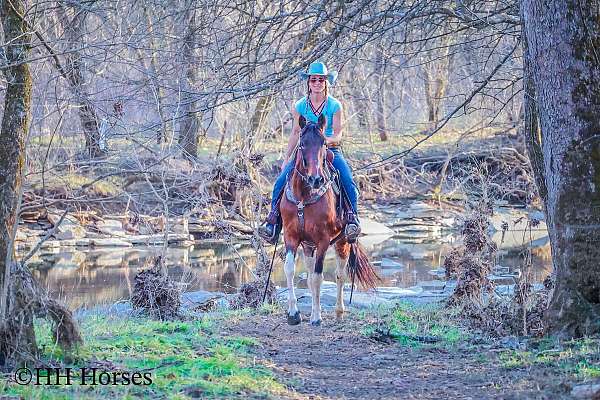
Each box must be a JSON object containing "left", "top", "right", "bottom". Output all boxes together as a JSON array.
[
  {"left": 284, "top": 246, "right": 301, "bottom": 325},
  {"left": 335, "top": 242, "right": 350, "bottom": 320},
  {"left": 309, "top": 244, "right": 328, "bottom": 326}
]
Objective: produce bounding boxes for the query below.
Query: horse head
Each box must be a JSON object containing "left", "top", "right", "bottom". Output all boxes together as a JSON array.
[{"left": 297, "top": 115, "right": 327, "bottom": 190}]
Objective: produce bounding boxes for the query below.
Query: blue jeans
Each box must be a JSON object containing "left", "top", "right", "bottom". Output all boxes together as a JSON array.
[{"left": 271, "top": 147, "right": 359, "bottom": 212}]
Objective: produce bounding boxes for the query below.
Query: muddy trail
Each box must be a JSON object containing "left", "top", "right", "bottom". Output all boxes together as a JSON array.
[{"left": 222, "top": 310, "right": 571, "bottom": 400}]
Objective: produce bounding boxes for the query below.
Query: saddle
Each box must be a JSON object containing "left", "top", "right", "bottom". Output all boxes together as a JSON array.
[{"left": 283, "top": 149, "right": 350, "bottom": 228}]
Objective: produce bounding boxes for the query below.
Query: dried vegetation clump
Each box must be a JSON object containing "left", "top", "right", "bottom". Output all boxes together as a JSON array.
[
  {"left": 229, "top": 237, "right": 277, "bottom": 309},
  {"left": 461, "top": 276, "right": 553, "bottom": 337},
  {"left": 445, "top": 199, "right": 552, "bottom": 337},
  {"left": 447, "top": 200, "right": 496, "bottom": 306},
  {"left": 131, "top": 256, "right": 182, "bottom": 319}
]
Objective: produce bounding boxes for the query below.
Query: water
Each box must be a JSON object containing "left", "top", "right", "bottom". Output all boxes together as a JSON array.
[{"left": 26, "top": 223, "right": 552, "bottom": 310}]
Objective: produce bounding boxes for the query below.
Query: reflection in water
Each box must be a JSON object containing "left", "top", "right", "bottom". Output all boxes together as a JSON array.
[{"left": 27, "top": 231, "right": 553, "bottom": 310}]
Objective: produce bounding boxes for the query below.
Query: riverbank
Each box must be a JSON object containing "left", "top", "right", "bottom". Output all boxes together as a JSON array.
[{"left": 2, "top": 303, "right": 598, "bottom": 399}]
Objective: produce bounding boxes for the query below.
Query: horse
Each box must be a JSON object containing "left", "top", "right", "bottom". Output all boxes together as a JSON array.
[{"left": 280, "top": 114, "right": 379, "bottom": 326}]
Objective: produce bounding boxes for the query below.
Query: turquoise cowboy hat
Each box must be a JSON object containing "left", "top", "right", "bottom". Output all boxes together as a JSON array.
[{"left": 298, "top": 61, "right": 338, "bottom": 85}]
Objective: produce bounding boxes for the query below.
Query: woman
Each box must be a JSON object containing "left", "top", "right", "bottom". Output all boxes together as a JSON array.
[{"left": 258, "top": 61, "right": 361, "bottom": 244}]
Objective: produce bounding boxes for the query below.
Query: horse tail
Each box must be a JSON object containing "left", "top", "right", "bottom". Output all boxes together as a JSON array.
[{"left": 347, "top": 241, "right": 380, "bottom": 290}]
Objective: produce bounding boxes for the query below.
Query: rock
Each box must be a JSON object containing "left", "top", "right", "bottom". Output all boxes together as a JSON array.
[
  {"left": 54, "top": 225, "right": 87, "bottom": 240},
  {"left": 40, "top": 240, "right": 61, "bottom": 250},
  {"left": 96, "top": 219, "right": 126, "bottom": 237},
  {"left": 380, "top": 258, "right": 404, "bottom": 269},
  {"left": 418, "top": 280, "right": 446, "bottom": 291},
  {"left": 90, "top": 238, "right": 133, "bottom": 248},
  {"left": 190, "top": 248, "right": 215, "bottom": 258},
  {"left": 47, "top": 213, "right": 79, "bottom": 226},
  {"left": 171, "top": 217, "right": 189, "bottom": 234},
  {"left": 361, "top": 218, "right": 394, "bottom": 236},
  {"left": 492, "top": 265, "right": 510, "bottom": 275},
  {"left": 128, "top": 234, "right": 193, "bottom": 245},
  {"left": 428, "top": 268, "right": 446, "bottom": 279},
  {"left": 76, "top": 238, "right": 91, "bottom": 247},
  {"left": 488, "top": 274, "right": 516, "bottom": 285},
  {"left": 222, "top": 220, "right": 253, "bottom": 234},
  {"left": 571, "top": 382, "right": 600, "bottom": 399}
]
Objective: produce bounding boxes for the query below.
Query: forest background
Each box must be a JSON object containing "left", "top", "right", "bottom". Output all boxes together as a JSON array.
[{"left": 2, "top": 0, "right": 599, "bottom": 372}]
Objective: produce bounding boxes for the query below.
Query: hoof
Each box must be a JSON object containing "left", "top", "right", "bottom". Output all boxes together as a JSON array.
[
  {"left": 287, "top": 311, "right": 301, "bottom": 325},
  {"left": 310, "top": 319, "right": 322, "bottom": 327}
]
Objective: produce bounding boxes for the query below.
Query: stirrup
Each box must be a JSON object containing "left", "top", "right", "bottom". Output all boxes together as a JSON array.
[
  {"left": 258, "top": 222, "right": 279, "bottom": 244},
  {"left": 344, "top": 213, "right": 361, "bottom": 243}
]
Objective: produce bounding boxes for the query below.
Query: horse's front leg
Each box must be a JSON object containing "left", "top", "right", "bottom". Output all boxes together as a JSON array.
[
  {"left": 309, "top": 244, "right": 328, "bottom": 326},
  {"left": 284, "top": 246, "right": 301, "bottom": 325}
]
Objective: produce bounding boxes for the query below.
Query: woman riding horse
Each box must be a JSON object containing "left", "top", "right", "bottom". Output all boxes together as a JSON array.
[{"left": 258, "top": 61, "right": 361, "bottom": 244}]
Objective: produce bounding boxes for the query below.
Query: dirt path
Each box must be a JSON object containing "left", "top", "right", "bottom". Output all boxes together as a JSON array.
[{"left": 222, "top": 310, "right": 573, "bottom": 400}]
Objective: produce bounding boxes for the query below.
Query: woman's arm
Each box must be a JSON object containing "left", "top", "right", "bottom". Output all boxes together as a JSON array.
[
  {"left": 326, "top": 110, "right": 344, "bottom": 147},
  {"left": 282, "top": 108, "right": 301, "bottom": 171}
]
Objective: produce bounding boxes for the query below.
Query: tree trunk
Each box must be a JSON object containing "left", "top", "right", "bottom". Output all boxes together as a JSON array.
[
  {"left": 0, "top": 0, "right": 36, "bottom": 358},
  {"left": 523, "top": 0, "right": 600, "bottom": 338},
  {"left": 177, "top": 5, "right": 201, "bottom": 158},
  {"left": 246, "top": 95, "right": 275, "bottom": 153},
  {"left": 421, "top": 38, "right": 451, "bottom": 127},
  {"left": 56, "top": 3, "right": 106, "bottom": 158},
  {"left": 374, "top": 48, "right": 388, "bottom": 141},
  {"left": 141, "top": 4, "right": 173, "bottom": 145},
  {"left": 520, "top": 12, "right": 547, "bottom": 203}
]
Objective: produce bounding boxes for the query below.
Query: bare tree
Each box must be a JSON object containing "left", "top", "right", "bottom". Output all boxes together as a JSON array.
[
  {"left": 177, "top": 2, "right": 201, "bottom": 158},
  {"left": 0, "top": 0, "right": 82, "bottom": 365},
  {"left": 56, "top": 1, "right": 106, "bottom": 158}
]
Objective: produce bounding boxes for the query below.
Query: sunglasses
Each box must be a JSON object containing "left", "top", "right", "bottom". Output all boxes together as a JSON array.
[{"left": 309, "top": 77, "right": 327, "bottom": 83}]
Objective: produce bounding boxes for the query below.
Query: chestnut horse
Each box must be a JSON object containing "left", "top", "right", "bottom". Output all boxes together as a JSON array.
[{"left": 280, "top": 115, "right": 379, "bottom": 326}]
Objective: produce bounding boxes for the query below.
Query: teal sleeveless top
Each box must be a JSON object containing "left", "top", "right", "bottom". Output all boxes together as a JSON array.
[{"left": 294, "top": 95, "right": 342, "bottom": 138}]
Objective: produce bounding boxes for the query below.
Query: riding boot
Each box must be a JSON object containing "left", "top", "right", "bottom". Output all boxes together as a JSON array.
[
  {"left": 345, "top": 211, "right": 361, "bottom": 244},
  {"left": 258, "top": 208, "right": 282, "bottom": 244}
]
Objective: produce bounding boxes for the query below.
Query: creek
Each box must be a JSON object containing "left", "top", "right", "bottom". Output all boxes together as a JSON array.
[{"left": 22, "top": 201, "right": 551, "bottom": 309}]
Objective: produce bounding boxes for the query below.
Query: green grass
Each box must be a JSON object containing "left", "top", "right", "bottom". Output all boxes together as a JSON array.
[
  {"left": 1, "top": 314, "right": 288, "bottom": 399},
  {"left": 363, "top": 302, "right": 467, "bottom": 348},
  {"left": 499, "top": 337, "right": 600, "bottom": 380}
]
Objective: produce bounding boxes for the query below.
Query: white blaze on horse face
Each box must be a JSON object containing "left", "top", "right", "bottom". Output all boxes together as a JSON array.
[
  {"left": 335, "top": 255, "right": 348, "bottom": 319},
  {"left": 284, "top": 250, "right": 298, "bottom": 316}
]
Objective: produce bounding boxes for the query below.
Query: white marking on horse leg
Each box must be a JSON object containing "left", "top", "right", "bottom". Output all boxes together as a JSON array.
[
  {"left": 284, "top": 250, "right": 298, "bottom": 316},
  {"left": 303, "top": 253, "right": 316, "bottom": 292},
  {"left": 335, "top": 255, "right": 348, "bottom": 320},
  {"left": 310, "top": 272, "right": 323, "bottom": 324}
]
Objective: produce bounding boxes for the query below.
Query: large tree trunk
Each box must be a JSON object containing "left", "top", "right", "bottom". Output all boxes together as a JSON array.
[
  {"left": 177, "top": 5, "right": 201, "bottom": 158},
  {"left": 56, "top": 3, "right": 106, "bottom": 158},
  {"left": 522, "top": 0, "right": 600, "bottom": 338},
  {"left": 520, "top": 12, "right": 547, "bottom": 204},
  {"left": 0, "top": 0, "right": 36, "bottom": 358}
]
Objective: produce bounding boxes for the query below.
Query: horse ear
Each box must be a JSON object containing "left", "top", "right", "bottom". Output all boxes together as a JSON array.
[
  {"left": 299, "top": 116, "right": 306, "bottom": 129},
  {"left": 317, "top": 114, "right": 326, "bottom": 131}
]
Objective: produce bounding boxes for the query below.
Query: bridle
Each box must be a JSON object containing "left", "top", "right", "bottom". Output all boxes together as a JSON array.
[{"left": 285, "top": 126, "right": 333, "bottom": 234}]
